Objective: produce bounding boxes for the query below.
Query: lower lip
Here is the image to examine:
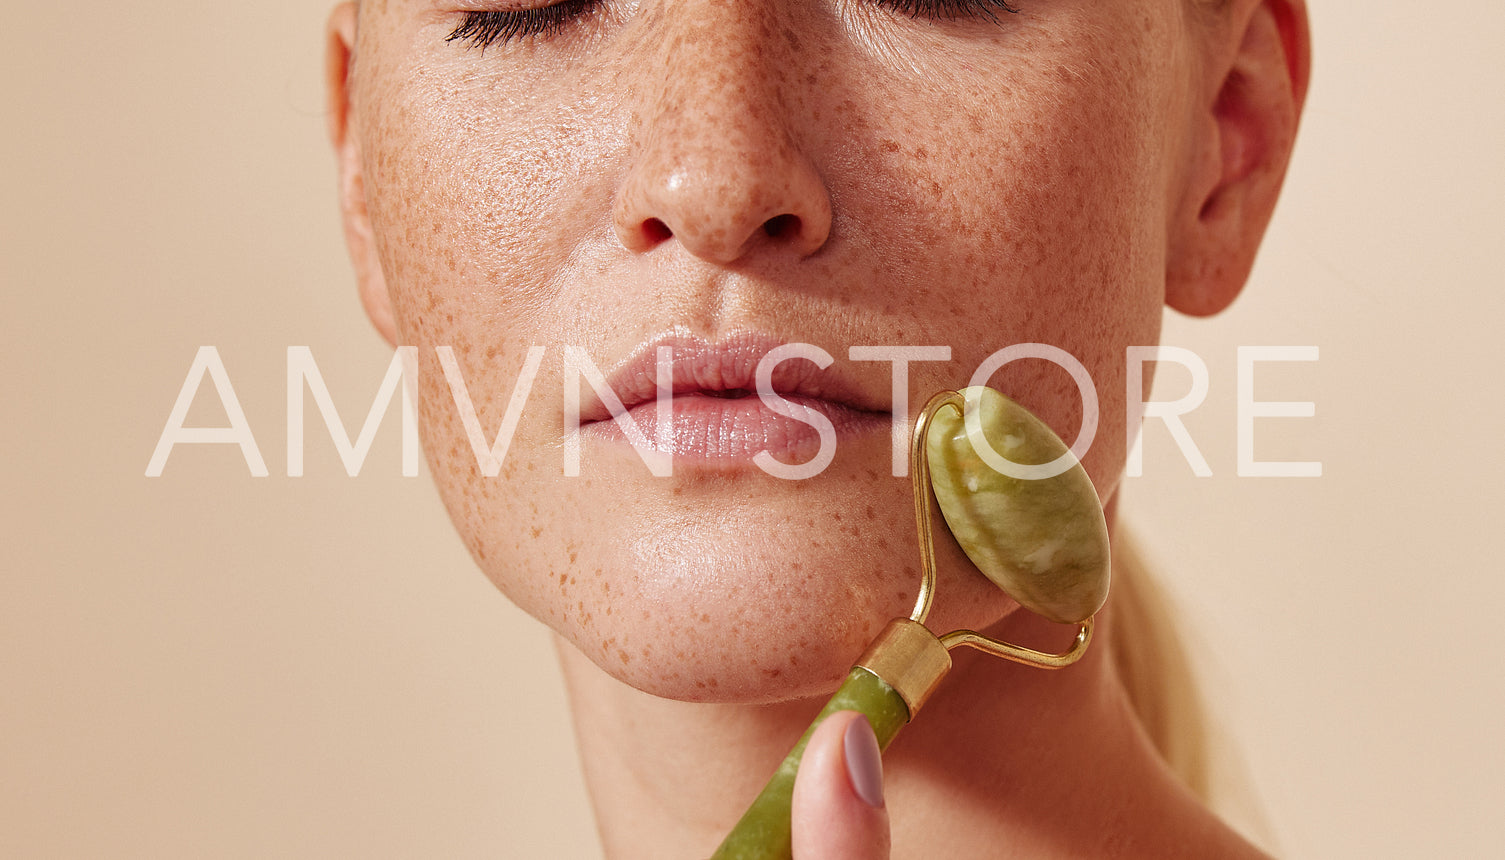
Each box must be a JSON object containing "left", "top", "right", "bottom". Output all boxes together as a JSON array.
[{"left": 578, "top": 394, "right": 890, "bottom": 463}]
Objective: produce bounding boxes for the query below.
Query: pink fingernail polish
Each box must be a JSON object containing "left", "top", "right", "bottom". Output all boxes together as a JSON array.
[{"left": 843, "top": 715, "right": 885, "bottom": 808}]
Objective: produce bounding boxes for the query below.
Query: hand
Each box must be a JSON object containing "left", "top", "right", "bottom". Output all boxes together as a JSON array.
[{"left": 790, "top": 711, "right": 891, "bottom": 859}]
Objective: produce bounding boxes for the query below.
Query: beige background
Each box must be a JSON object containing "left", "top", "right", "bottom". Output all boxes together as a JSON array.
[{"left": 3, "top": 2, "right": 1501, "bottom": 857}]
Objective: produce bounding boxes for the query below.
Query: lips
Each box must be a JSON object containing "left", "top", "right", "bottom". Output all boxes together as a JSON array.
[{"left": 575, "top": 332, "right": 892, "bottom": 463}]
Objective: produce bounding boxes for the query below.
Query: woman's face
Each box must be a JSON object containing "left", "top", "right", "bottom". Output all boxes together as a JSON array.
[{"left": 341, "top": 0, "right": 1203, "bottom": 702}]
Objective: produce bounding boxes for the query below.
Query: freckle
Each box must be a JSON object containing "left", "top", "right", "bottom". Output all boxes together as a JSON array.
[
  {"left": 531, "top": 526, "right": 542, "bottom": 538},
  {"left": 864, "top": 506, "right": 876, "bottom": 520},
  {"left": 569, "top": 551, "right": 578, "bottom": 564},
  {"left": 880, "top": 139, "right": 899, "bottom": 153}
]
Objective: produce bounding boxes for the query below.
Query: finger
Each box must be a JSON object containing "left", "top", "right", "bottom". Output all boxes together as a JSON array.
[{"left": 791, "top": 710, "right": 891, "bottom": 860}]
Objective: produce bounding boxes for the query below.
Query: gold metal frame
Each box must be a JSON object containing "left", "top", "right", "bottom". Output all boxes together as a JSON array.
[{"left": 906, "top": 389, "right": 1095, "bottom": 670}]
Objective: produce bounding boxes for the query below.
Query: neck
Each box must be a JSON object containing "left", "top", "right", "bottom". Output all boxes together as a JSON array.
[{"left": 555, "top": 604, "right": 1265, "bottom": 859}]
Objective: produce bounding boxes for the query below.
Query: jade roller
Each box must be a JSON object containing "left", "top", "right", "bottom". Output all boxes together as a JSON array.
[{"left": 710, "top": 387, "right": 1111, "bottom": 860}]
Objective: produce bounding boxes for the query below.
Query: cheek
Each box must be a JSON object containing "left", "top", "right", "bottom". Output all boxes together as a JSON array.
[
  {"left": 829, "top": 28, "right": 1171, "bottom": 499},
  {"left": 352, "top": 53, "right": 593, "bottom": 621}
]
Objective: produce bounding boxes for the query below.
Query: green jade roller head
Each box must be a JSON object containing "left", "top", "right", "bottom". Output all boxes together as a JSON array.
[
  {"left": 710, "top": 386, "right": 1111, "bottom": 860},
  {"left": 923, "top": 385, "right": 1111, "bottom": 625}
]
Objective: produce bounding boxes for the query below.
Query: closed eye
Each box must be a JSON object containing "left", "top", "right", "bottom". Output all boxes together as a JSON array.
[
  {"left": 446, "top": 1, "right": 601, "bottom": 50},
  {"left": 874, "top": 0, "right": 1020, "bottom": 22},
  {"left": 446, "top": 0, "right": 1021, "bottom": 51}
]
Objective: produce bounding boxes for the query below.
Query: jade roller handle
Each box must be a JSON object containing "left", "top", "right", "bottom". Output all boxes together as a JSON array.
[{"left": 710, "top": 620, "right": 951, "bottom": 860}]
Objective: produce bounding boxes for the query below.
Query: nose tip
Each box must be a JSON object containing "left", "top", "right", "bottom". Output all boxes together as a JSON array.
[
  {"left": 613, "top": 151, "right": 833, "bottom": 264},
  {"left": 610, "top": 4, "right": 834, "bottom": 267}
]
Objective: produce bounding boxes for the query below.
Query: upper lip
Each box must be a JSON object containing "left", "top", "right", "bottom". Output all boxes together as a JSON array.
[{"left": 577, "top": 331, "right": 891, "bottom": 424}]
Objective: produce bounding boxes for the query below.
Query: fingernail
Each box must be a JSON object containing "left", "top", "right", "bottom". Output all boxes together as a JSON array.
[{"left": 843, "top": 715, "right": 885, "bottom": 808}]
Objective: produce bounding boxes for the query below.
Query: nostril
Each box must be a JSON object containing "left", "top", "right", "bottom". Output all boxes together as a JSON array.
[
  {"left": 762, "top": 213, "right": 800, "bottom": 240},
  {"left": 643, "top": 218, "right": 673, "bottom": 244}
]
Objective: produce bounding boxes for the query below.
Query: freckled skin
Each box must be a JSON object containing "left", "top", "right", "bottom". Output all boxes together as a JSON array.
[{"left": 343, "top": 0, "right": 1190, "bottom": 703}]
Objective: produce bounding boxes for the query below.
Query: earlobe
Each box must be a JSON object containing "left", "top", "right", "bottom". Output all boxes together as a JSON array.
[
  {"left": 326, "top": 1, "right": 398, "bottom": 346},
  {"left": 1166, "top": 0, "right": 1311, "bottom": 317}
]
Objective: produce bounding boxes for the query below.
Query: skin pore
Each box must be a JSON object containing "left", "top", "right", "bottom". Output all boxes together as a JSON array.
[{"left": 328, "top": 0, "right": 1308, "bottom": 855}]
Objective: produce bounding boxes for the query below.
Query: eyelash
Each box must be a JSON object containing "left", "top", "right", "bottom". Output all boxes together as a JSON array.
[
  {"left": 879, "top": 0, "right": 1021, "bottom": 22},
  {"left": 447, "top": 0, "right": 1021, "bottom": 51},
  {"left": 447, "top": 1, "right": 599, "bottom": 49}
]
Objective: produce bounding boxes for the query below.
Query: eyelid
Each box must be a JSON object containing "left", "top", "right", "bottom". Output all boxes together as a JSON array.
[
  {"left": 447, "top": 0, "right": 601, "bottom": 50},
  {"left": 445, "top": 0, "right": 1020, "bottom": 51},
  {"left": 444, "top": 0, "right": 576, "bottom": 12},
  {"left": 875, "top": 0, "right": 1021, "bottom": 20}
]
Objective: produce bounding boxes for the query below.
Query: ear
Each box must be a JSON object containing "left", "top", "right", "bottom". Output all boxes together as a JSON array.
[
  {"left": 1166, "top": 0, "right": 1311, "bottom": 317},
  {"left": 326, "top": 2, "right": 397, "bottom": 346}
]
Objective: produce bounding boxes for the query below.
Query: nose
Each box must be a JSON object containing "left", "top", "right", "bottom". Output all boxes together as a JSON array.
[{"left": 611, "top": 8, "right": 833, "bottom": 265}]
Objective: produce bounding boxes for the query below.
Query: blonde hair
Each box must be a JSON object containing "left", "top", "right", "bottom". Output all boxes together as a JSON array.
[
  {"left": 1108, "top": 531, "right": 1277, "bottom": 850},
  {"left": 1106, "top": 533, "right": 1211, "bottom": 796}
]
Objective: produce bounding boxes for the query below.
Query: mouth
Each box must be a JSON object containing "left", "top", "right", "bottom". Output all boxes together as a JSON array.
[{"left": 575, "top": 331, "right": 893, "bottom": 465}]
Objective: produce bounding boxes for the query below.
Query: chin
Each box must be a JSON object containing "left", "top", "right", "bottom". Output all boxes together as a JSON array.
[
  {"left": 539, "top": 523, "right": 1018, "bottom": 705},
  {"left": 553, "top": 556, "right": 906, "bottom": 704},
  {"left": 585, "top": 631, "right": 860, "bottom": 706}
]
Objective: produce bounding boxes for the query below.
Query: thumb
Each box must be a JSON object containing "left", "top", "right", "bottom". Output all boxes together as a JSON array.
[{"left": 791, "top": 711, "right": 891, "bottom": 860}]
